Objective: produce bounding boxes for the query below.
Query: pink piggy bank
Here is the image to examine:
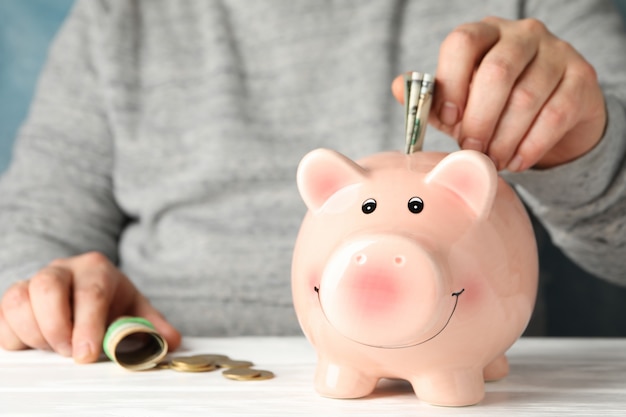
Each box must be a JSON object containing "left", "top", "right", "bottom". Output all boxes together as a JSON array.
[{"left": 291, "top": 148, "right": 538, "bottom": 406}]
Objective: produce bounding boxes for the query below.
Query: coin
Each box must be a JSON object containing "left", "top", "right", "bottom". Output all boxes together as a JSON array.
[
  {"left": 170, "top": 362, "right": 217, "bottom": 373},
  {"left": 222, "top": 368, "right": 261, "bottom": 380},
  {"left": 189, "top": 354, "right": 230, "bottom": 363},
  {"left": 215, "top": 359, "right": 254, "bottom": 369},
  {"left": 169, "top": 355, "right": 217, "bottom": 372},
  {"left": 171, "top": 356, "right": 213, "bottom": 368},
  {"left": 222, "top": 368, "right": 274, "bottom": 381},
  {"left": 131, "top": 351, "right": 273, "bottom": 378}
]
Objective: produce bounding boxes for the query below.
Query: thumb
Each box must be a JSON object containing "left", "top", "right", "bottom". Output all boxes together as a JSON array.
[
  {"left": 391, "top": 74, "right": 405, "bottom": 104},
  {"left": 133, "top": 296, "right": 182, "bottom": 352}
]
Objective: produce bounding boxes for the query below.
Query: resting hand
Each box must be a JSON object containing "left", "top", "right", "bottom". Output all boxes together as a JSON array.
[
  {"left": 392, "top": 16, "right": 606, "bottom": 171},
  {"left": 0, "top": 252, "right": 181, "bottom": 363}
]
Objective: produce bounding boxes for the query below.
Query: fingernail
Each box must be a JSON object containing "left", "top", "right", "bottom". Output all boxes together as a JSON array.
[
  {"left": 440, "top": 102, "right": 459, "bottom": 126},
  {"left": 461, "top": 137, "right": 484, "bottom": 152},
  {"left": 58, "top": 342, "right": 72, "bottom": 357},
  {"left": 507, "top": 155, "right": 523, "bottom": 172},
  {"left": 73, "top": 342, "right": 92, "bottom": 362}
]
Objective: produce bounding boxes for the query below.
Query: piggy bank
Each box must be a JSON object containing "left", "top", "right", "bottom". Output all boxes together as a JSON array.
[{"left": 291, "top": 148, "right": 538, "bottom": 406}]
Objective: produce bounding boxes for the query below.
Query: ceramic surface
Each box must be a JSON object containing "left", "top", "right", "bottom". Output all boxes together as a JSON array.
[{"left": 292, "top": 149, "right": 538, "bottom": 406}]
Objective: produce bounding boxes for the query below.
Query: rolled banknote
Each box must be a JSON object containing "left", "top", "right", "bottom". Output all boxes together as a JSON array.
[
  {"left": 102, "top": 316, "right": 168, "bottom": 371},
  {"left": 404, "top": 71, "right": 434, "bottom": 154}
]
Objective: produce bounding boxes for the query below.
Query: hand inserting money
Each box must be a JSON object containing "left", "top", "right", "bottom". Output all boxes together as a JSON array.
[{"left": 404, "top": 72, "right": 434, "bottom": 154}]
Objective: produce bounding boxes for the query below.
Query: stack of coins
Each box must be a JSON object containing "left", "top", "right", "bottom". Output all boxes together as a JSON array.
[
  {"left": 160, "top": 353, "right": 275, "bottom": 381},
  {"left": 404, "top": 71, "right": 435, "bottom": 154},
  {"left": 169, "top": 356, "right": 217, "bottom": 372}
]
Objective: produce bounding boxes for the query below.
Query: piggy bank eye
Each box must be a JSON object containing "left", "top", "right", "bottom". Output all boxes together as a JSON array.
[
  {"left": 362, "top": 198, "right": 377, "bottom": 214},
  {"left": 408, "top": 196, "right": 424, "bottom": 214}
]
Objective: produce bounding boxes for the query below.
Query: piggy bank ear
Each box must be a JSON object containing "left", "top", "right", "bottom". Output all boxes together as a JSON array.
[
  {"left": 297, "top": 148, "right": 366, "bottom": 212},
  {"left": 424, "top": 150, "right": 497, "bottom": 219}
]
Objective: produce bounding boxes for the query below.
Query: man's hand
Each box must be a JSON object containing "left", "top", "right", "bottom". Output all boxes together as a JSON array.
[
  {"left": 0, "top": 252, "right": 181, "bottom": 363},
  {"left": 392, "top": 16, "right": 607, "bottom": 171}
]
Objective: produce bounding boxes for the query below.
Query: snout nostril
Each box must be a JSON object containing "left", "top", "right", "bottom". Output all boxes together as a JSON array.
[
  {"left": 394, "top": 256, "right": 405, "bottom": 266},
  {"left": 355, "top": 254, "right": 367, "bottom": 265}
]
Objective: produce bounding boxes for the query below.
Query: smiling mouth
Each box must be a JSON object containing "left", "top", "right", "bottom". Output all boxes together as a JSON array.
[{"left": 314, "top": 286, "right": 465, "bottom": 349}]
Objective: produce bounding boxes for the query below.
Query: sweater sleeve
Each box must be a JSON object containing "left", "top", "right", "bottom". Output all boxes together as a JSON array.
[
  {"left": 0, "top": 0, "right": 126, "bottom": 292},
  {"left": 503, "top": 0, "right": 626, "bottom": 286}
]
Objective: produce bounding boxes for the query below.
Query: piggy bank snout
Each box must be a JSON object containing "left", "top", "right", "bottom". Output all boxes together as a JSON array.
[{"left": 318, "top": 235, "right": 451, "bottom": 348}]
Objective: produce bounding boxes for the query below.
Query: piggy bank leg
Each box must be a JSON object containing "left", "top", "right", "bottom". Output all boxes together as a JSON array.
[
  {"left": 410, "top": 369, "right": 485, "bottom": 406},
  {"left": 483, "top": 354, "right": 509, "bottom": 381},
  {"left": 314, "top": 357, "right": 378, "bottom": 398}
]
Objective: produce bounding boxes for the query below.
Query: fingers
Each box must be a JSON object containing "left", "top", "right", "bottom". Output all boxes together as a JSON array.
[
  {"left": 396, "top": 16, "right": 604, "bottom": 171},
  {"left": 511, "top": 61, "right": 597, "bottom": 171},
  {"left": 0, "top": 252, "right": 180, "bottom": 362},
  {"left": 0, "top": 255, "right": 120, "bottom": 362},
  {"left": 460, "top": 20, "right": 542, "bottom": 156},
  {"left": 66, "top": 252, "right": 125, "bottom": 363},
  {"left": 67, "top": 252, "right": 181, "bottom": 360},
  {"left": 1, "top": 280, "right": 50, "bottom": 351},
  {"left": 486, "top": 39, "right": 565, "bottom": 170},
  {"left": 28, "top": 266, "right": 74, "bottom": 356},
  {"left": 435, "top": 20, "right": 501, "bottom": 130},
  {"left": 0, "top": 292, "right": 29, "bottom": 351},
  {"left": 0, "top": 281, "right": 36, "bottom": 350},
  {"left": 391, "top": 75, "right": 404, "bottom": 104}
]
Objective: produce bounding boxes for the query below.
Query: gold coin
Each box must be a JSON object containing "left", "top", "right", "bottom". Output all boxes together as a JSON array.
[
  {"left": 171, "top": 356, "right": 213, "bottom": 368},
  {"left": 222, "top": 368, "right": 274, "bottom": 381},
  {"left": 189, "top": 354, "right": 229, "bottom": 363},
  {"left": 215, "top": 359, "right": 254, "bottom": 369},
  {"left": 170, "top": 362, "right": 217, "bottom": 373},
  {"left": 252, "top": 370, "right": 274, "bottom": 381}
]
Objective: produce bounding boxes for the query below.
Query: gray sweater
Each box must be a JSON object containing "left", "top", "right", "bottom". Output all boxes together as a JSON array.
[{"left": 1, "top": 0, "right": 625, "bottom": 336}]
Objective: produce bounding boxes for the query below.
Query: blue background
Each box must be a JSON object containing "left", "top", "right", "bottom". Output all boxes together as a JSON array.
[{"left": 0, "top": 0, "right": 74, "bottom": 172}]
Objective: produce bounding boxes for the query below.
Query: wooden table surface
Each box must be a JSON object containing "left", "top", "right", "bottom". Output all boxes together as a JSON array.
[{"left": 1, "top": 337, "right": 625, "bottom": 416}]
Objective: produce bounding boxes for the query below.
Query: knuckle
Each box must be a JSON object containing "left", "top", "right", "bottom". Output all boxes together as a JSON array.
[
  {"left": 2, "top": 284, "right": 29, "bottom": 310},
  {"left": 519, "top": 18, "right": 547, "bottom": 34},
  {"left": 443, "top": 24, "right": 483, "bottom": 51},
  {"left": 29, "top": 270, "right": 65, "bottom": 295},
  {"left": 79, "top": 251, "right": 110, "bottom": 266},
  {"left": 508, "top": 85, "right": 539, "bottom": 111},
  {"left": 75, "top": 279, "right": 109, "bottom": 303},
  {"left": 571, "top": 60, "right": 598, "bottom": 83},
  {"left": 481, "top": 57, "right": 518, "bottom": 85},
  {"left": 481, "top": 15, "right": 503, "bottom": 25},
  {"left": 551, "top": 38, "right": 575, "bottom": 57},
  {"left": 541, "top": 103, "right": 571, "bottom": 128}
]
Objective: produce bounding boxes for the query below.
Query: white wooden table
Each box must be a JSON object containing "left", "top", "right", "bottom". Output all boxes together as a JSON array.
[{"left": 1, "top": 337, "right": 625, "bottom": 416}]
